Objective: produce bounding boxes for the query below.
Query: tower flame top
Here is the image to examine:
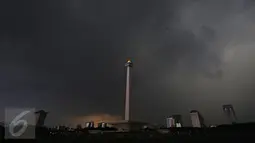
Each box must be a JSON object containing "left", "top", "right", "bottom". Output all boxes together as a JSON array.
[{"left": 125, "top": 59, "right": 133, "bottom": 67}]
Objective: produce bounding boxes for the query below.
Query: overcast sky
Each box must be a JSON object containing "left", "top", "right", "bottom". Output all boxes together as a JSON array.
[{"left": 1, "top": 0, "right": 255, "bottom": 126}]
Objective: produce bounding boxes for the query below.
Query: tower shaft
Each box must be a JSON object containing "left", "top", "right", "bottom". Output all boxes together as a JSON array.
[{"left": 125, "top": 66, "right": 131, "bottom": 121}]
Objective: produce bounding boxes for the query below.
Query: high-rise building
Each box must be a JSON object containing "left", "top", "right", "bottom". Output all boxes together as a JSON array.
[
  {"left": 85, "top": 121, "right": 94, "bottom": 128},
  {"left": 190, "top": 110, "right": 205, "bottom": 128},
  {"left": 35, "top": 110, "right": 48, "bottom": 127},
  {"left": 223, "top": 104, "right": 237, "bottom": 124},
  {"left": 166, "top": 115, "right": 183, "bottom": 128},
  {"left": 174, "top": 115, "right": 183, "bottom": 127},
  {"left": 98, "top": 122, "right": 107, "bottom": 128},
  {"left": 166, "top": 117, "right": 175, "bottom": 128},
  {"left": 85, "top": 122, "right": 90, "bottom": 128}
]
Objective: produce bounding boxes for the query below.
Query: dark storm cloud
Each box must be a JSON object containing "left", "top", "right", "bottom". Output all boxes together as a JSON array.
[
  {"left": 1, "top": 0, "right": 255, "bottom": 125},
  {"left": 124, "top": 0, "right": 255, "bottom": 124}
]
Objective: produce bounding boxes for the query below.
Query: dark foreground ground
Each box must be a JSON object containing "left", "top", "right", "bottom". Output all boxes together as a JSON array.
[{"left": 1, "top": 123, "right": 255, "bottom": 143}]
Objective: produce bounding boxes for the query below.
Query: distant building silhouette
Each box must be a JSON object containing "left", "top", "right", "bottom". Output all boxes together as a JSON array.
[
  {"left": 98, "top": 122, "right": 107, "bottom": 128},
  {"left": 85, "top": 122, "right": 90, "bottom": 128},
  {"left": 85, "top": 121, "right": 94, "bottom": 128},
  {"left": 166, "top": 115, "right": 182, "bottom": 128},
  {"left": 35, "top": 110, "right": 48, "bottom": 126},
  {"left": 76, "top": 124, "right": 82, "bottom": 130},
  {"left": 223, "top": 104, "right": 237, "bottom": 124},
  {"left": 166, "top": 117, "right": 175, "bottom": 128},
  {"left": 190, "top": 110, "right": 205, "bottom": 128}
]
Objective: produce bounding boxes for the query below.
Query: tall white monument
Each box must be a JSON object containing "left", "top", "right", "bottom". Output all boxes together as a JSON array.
[
  {"left": 107, "top": 59, "right": 148, "bottom": 131},
  {"left": 124, "top": 59, "right": 133, "bottom": 121}
]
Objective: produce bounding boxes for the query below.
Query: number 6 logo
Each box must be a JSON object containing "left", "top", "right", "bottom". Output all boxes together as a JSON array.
[{"left": 9, "top": 111, "right": 31, "bottom": 137}]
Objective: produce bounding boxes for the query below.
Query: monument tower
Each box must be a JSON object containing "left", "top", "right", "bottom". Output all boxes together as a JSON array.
[
  {"left": 107, "top": 59, "right": 148, "bottom": 131},
  {"left": 124, "top": 59, "right": 133, "bottom": 121}
]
